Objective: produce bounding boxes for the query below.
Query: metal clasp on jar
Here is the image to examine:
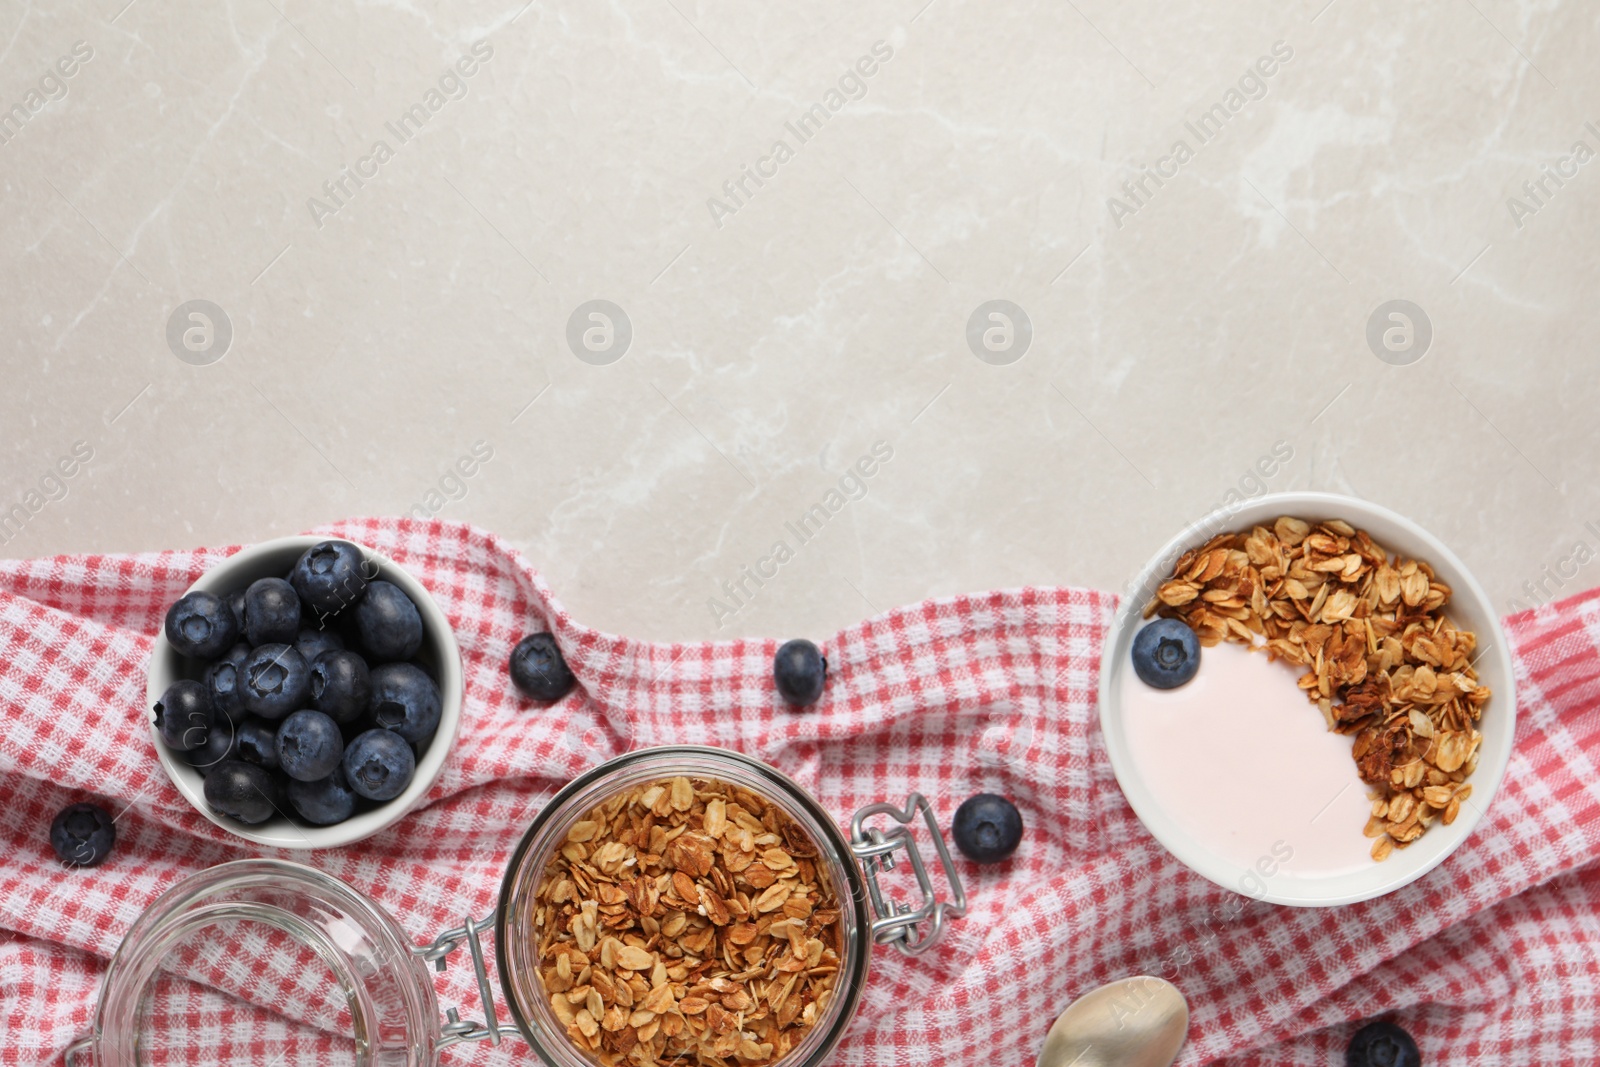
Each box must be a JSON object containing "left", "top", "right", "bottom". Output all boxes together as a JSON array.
[
  {"left": 848, "top": 793, "right": 967, "bottom": 955},
  {"left": 413, "top": 913, "right": 521, "bottom": 1052}
]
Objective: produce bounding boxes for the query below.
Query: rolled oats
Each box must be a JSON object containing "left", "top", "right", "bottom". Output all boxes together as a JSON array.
[
  {"left": 533, "top": 776, "right": 844, "bottom": 1065},
  {"left": 1146, "top": 517, "right": 1490, "bottom": 862}
]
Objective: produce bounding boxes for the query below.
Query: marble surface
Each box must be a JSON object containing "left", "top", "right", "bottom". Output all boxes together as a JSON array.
[{"left": 2, "top": 0, "right": 1597, "bottom": 643}]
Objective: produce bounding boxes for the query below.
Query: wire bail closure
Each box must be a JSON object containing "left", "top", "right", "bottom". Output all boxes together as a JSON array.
[
  {"left": 413, "top": 912, "right": 521, "bottom": 1051},
  {"left": 848, "top": 792, "right": 968, "bottom": 956}
]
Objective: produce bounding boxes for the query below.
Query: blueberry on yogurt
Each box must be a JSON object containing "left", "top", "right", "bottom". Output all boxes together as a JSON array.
[{"left": 1132, "top": 618, "right": 1201, "bottom": 689}]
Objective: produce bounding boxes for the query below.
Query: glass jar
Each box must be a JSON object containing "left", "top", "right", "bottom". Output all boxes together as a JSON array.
[{"left": 67, "top": 745, "right": 967, "bottom": 1067}]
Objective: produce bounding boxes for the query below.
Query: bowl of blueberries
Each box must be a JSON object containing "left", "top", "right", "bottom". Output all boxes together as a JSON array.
[{"left": 147, "top": 536, "right": 463, "bottom": 849}]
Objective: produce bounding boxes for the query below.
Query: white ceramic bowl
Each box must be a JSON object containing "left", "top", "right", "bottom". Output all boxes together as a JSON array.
[
  {"left": 1099, "top": 491, "right": 1515, "bottom": 907},
  {"left": 147, "top": 536, "right": 463, "bottom": 849}
]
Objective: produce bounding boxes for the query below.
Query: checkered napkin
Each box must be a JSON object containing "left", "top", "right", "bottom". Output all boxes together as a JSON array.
[{"left": 2, "top": 518, "right": 1598, "bottom": 1067}]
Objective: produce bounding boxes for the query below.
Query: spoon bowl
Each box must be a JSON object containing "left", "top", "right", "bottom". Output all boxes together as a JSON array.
[{"left": 1036, "top": 976, "right": 1188, "bottom": 1067}]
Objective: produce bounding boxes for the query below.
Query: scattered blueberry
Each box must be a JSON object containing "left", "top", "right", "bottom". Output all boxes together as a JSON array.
[
  {"left": 343, "top": 729, "right": 415, "bottom": 801},
  {"left": 352, "top": 581, "right": 423, "bottom": 662},
  {"left": 204, "top": 643, "right": 251, "bottom": 718},
  {"left": 1131, "top": 617, "right": 1201, "bottom": 689},
  {"left": 951, "top": 793, "right": 1023, "bottom": 863},
  {"left": 184, "top": 707, "right": 239, "bottom": 774},
  {"left": 164, "top": 590, "right": 240, "bottom": 660},
  {"left": 243, "top": 577, "right": 301, "bottom": 646},
  {"left": 153, "top": 679, "right": 214, "bottom": 752},
  {"left": 291, "top": 540, "right": 371, "bottom": 616},
  {"left": 294, "top": 625, "right": 344, "bottom": 665},
  {"left": 310, "top": 649, "right": 372, "bottom": 725},
  {"left": 288, "top": 765, "right": 358, "bottom": 825},
  {"left": 508, "top": 632, "right": 574, "bottom": 702},
  {"left": 203, "top": 760, "right": 279, "bottom": 824},
  {"left": 1346, "top": 1021, "right": 1421, "bottom": 1067},
  {"left": 366, "top": 662, "right": 442, "bottom": 745},
  {"left": 773, "top": 639, "right": 826, "bottom": 707},
  {"left": 238, "top": 644, "right": 310, "bottom": 720},
  {"left": 49, "top": 803, "right": 115, "bottom": 867},
  {"left": 276, "top": 709, "right": 345, "bottom": 782},
  {"left": 236, "top": 718, "right": 281, "bottom": 772}
]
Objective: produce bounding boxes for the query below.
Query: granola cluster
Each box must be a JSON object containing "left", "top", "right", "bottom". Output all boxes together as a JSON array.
[
  {"left": 532, "top": 776, "right": 843, "bottom": 1066},
  {"left": 1147, "top": 516, "right": 1490, "bottom": 862}
]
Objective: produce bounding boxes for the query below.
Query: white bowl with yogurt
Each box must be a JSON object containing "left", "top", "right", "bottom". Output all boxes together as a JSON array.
[{"left": 1099, "top": 491, "right": 1516, "bottom": 907}]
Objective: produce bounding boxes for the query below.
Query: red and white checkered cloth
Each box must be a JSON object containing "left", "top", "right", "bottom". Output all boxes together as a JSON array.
[{"left": 1, "top": 518, "right": 1597, "bottom": 1067}]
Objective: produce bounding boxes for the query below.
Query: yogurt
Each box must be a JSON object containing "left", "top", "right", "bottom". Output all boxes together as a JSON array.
[{"left": 1120, "top": 635, "right": 1376, "bottom": 878}]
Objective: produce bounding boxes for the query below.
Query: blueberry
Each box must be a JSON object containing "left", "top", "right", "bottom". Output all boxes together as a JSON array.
[
  {"left": 238, "top": 644, "right": 310, "bottom": 720},
  {"left": 226, "top": 589, "right": 248, "bottom": 635},
  {"left": 290, "top": 540, "right": 371, "bottom": 616},
  {"left": 236, "top": 717, "right": 281, "bottom": 772},
  {"left": 366, "top": 662, "right": 442, "bottom": 745},
  {"left": 773, "top": 639, "right": 826, "bottom": 707},
  {"left": 1346, "top": 1021, "right": 1421, "bottom": 1067},
  {"left": 1131, "top": 617, "right": 1201, "bottom": 689},
  {"left": 288, "top": 765, "right": 358, "bottom": 825},
  {"left": 276, "top": 709, "right": 345, "bottom": 782},
  {"left": 184, "top": 707, "right": 240, "bottom": 774},
  {"left": 153, "top": 679, "right": 214, "bottom": 753},
  {"left": 243, "top": 577, "right": 301, "bottom": 646},
  {"left": 49, "top": 803, "right": 115, "bottom": 867},
  {"left": 264, "top": 770, "right": 291, "bottom": 819},
  {"left": 352, "top": 581, "right": 423, "bottom": 662},
  {"left": 164, "top": 590, "right": 240, "bottom": 660},
  {"left": 309, "top": 649, "right": 372, "bottom": 725},
  {"left": 342, "top": 729, "right": 415, "bottom": 801},
  {"left": 294, "top": 625, "right": 344, "bottom": 665},
  {"left": 204, "top": 643, "right": 252, "bottom": 718},
  {"left": 508, "top": 632, "right": 574, "bottom": 702},
  {"left": 203, "top": 760, "right": 280, "bottom": 824},
  {"left": 951, "top": 793, "right": 1023, "bottom": 863}
]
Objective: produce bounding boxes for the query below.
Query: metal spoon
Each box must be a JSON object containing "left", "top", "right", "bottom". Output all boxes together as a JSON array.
[{"left": 1035, "top": 975, "right": 1189, "bottom": 1067}]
